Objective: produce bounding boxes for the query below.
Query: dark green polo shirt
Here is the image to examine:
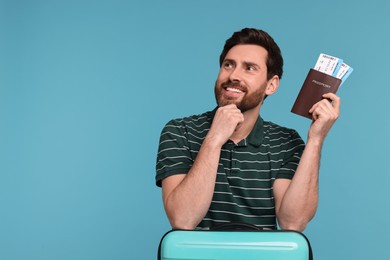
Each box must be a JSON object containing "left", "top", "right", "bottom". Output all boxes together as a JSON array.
[{"left": 156, "top": 108, "right": 305, "bottom": 229}]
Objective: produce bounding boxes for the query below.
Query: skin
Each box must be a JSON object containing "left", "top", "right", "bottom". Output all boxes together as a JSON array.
[{"left": 161, "top": 44, "right": 340, "bottom": 231}]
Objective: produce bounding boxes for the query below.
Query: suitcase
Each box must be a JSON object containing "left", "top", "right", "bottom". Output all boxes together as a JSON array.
[{"left": 158, "top": 224, "right": 313, "bottom": 260}]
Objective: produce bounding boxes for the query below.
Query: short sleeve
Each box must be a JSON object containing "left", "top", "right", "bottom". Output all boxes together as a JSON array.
[
  {"left": 276, "top": 130, "right": 305, "bottom": 180},
  {"left": 155, "top": 119, "right": 194, "bottom": 187}
]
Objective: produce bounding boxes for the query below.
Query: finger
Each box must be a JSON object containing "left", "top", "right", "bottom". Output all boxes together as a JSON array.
[
  {"left": 309, "top": 94, "right": 340, "bottom": 114},
  {"left": 311, "top": 101, "right": 339, "bottom": 122},
  {"left": 216, "top": 105, "right": 244, "bottom": 124},
  {"left": 308, "top": 102, "right": 318, "bottom": 114},
  {"left": 323, "top": 93, "right": 340, "bottom": 113},
  {"left": 311, "top": 108, "right": 319, "bottom": 121},
  {"left": 220, "top": 104, "right": 243, "bottom": 116},
  {"left": 309, "top": 100, "right": 323, "bottom": 114},
  {"left": 221, "top": 104, "right": 240, "bottom": 111},
  {"left": 321, "top": 96, "right": 340, "bottom": 119}
]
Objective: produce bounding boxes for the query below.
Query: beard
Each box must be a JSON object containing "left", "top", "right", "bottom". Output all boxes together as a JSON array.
[{"left": 214, "top": 80, "right": 267, "bottom": 112}]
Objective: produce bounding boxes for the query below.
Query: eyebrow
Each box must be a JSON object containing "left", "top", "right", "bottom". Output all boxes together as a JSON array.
[
  {"left": 223, "top": 58, "right": 235, "bottom": 64},
  {"left": 223, "top": 59, "right": 261, "bottom": 69},
  {"left": 243, "top": 61, "right": 260, "bottom": 69}
]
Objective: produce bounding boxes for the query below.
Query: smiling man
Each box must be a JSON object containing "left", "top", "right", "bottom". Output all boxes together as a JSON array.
[{"left": 155, "top": 28, "right": 340, "bottom": 231}]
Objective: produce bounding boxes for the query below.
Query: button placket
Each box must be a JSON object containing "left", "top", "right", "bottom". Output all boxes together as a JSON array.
[{"left": 230, "top": 145, "right": 239, "bottom": 175}]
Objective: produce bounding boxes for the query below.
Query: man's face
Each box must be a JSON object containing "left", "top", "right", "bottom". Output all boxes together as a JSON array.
[{"left": 215, "top": 44, "right": 271, "bottom": 112}]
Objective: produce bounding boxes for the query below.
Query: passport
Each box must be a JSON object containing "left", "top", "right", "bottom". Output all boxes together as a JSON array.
[
  {"left": 291, "top": 54, "right": 353, "bottom": 119},
  {"left": 291, "top": 69, "right": 342, "bottom": 119}
]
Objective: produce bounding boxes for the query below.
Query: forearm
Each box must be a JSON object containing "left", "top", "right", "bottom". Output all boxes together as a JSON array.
[
  {"left": 163, "top": 137, "right": 222, "bottom": 229},
  {"left": 277, "top": 138, "right": 322, "bottom": 231},
  {"left": 277, "top": 92, "right": 340, "bottom": 230}
]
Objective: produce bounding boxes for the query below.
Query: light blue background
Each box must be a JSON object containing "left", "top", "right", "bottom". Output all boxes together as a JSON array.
[{"left": 1, "top": 0, "right": 389, "bottom": 259}]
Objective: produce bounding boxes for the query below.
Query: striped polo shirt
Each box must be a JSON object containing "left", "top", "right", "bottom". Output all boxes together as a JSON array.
[{"left": 156, "top": 108, "right": 305, "bottom": 229}]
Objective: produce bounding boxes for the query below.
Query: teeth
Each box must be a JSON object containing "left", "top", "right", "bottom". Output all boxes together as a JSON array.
[{"left": 226, "top": 87, "right": 243, "bottom": 93}]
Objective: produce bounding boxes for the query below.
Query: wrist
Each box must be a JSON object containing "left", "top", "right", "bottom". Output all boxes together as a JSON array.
[
  {"left": 306, "top": 136, "right": 324, "bottom": 149},
  {"left": 203, "top": 133, "right": 225, "bottom": 150}
]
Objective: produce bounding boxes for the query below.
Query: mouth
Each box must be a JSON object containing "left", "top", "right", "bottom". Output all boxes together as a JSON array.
[
  {"left": 221, "top": 81, "right": 246, "bottom": 93},
  {"left": 222, "top": 82, "right": 246, "bottom": 98},
  {"left": 225, "top": 87, "right": 244, "bottom": 93}
]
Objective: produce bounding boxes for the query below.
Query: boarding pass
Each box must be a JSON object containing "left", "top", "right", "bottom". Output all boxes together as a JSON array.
[{"left": 314, "top": 53, "right": 353, "bottom": 85}]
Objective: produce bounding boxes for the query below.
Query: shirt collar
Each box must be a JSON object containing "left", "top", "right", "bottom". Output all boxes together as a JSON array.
[{"left": 246, "top": 116, "right": 264, "bottom": 147}]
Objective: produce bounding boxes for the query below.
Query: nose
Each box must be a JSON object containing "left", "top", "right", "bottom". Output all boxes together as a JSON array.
[{"left": 228, "top": 67, "right": 242, "bottom": 82}]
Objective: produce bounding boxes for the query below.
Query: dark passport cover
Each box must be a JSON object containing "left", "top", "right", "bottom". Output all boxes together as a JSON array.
[{"left": 291, "top": 69, "right": 342, "bottom": 119}]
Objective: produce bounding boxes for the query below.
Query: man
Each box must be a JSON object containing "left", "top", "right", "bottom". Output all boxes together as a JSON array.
[{"left": 155, "top": 28, "right": 340, "bottom": 231}]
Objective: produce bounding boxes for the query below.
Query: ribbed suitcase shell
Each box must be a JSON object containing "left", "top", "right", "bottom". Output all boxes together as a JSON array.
[{"left": 159, "top": 230, "right": 312, "bottom": 260}]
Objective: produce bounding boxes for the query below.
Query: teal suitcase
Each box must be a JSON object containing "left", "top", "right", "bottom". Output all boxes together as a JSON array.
[{"left": 158, "top": 226, "right": 313, "bottom": 260}]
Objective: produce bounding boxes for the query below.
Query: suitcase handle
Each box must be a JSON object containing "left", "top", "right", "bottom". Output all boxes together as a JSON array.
[{"left": 210, "top": 222, "right": 263, "bottom": 231}]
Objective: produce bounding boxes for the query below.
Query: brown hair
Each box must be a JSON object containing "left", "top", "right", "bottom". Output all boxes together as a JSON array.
[{"left": 219, "top": 28, "right": 283, "bottom": 80}]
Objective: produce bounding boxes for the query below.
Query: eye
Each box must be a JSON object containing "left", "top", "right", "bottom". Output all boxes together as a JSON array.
[
  {"left": 246, "top": 65, "right": 256, "bottom": 71},
  {"left": 223, "top": 61, "right": 234, "bottom": 69}
]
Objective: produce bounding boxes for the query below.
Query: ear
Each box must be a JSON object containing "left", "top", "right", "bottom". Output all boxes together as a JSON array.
[{"left": 265, "top": 75, "right": 280, "bottom": 96}]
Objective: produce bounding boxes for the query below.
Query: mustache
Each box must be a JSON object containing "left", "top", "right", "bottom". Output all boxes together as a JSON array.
[{"left": 221, "top": 81, "right": 247, "bottom": 91}]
